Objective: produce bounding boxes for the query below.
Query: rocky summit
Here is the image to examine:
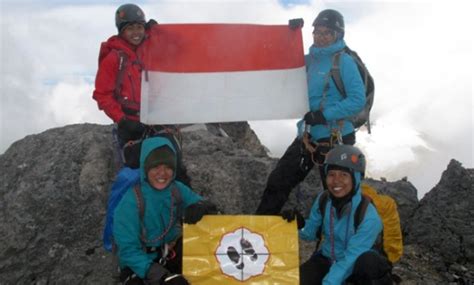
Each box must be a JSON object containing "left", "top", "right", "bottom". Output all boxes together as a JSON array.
[{"left": 0, "top": 123, "right": 472, "bottom": 284}]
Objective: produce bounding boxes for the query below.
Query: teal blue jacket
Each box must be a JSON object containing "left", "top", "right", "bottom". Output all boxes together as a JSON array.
[
  {"left": 297, "top": 39, "right": 365, "bottom": 141},
  {"left": 299, "top": 171, "right": 382, "bottom": 285},
  {"left": 113, "top": 137, "right": 202, "bottom": 278}
]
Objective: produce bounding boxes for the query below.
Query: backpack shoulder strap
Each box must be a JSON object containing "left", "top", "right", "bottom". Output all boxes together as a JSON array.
[
  {"left": 316, "top": 191, "right": 330, "bottom": 241},
  {"left": 171, "top": 183, "right": 183, "bottom": 220},
  {"left": 133, "top": 184, "right": 145, "bottom": 221},
  {"left": 133, "top": 184, "right": 147, "bottom": 248},
  {"left": 354, "top": 194, "right": 371, "bottom": 231},
  {"left": 330, "top": 50, "right": 346, "bottom": 98},
  {"left": 114, "top": 50, "right": 128, "bottom": 99}
]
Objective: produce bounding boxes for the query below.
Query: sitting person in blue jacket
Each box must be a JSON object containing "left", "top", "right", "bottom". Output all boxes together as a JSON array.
[
  {"left": 283, "top": 145, "right": 393, "bottom": 284},
  {"left": 113, "top": 136, "right": 216, "bottom": 285}
]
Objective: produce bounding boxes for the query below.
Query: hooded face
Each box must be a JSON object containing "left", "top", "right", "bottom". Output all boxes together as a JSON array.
[
  {"left": 325, "top": 166, "right": 353, "bottom": 198},
  {"left": 147, "top": 164, "right": 174, "bottom": 190},
  {"left": 144, "top": 145, "right": 176, "bottom": 191}
]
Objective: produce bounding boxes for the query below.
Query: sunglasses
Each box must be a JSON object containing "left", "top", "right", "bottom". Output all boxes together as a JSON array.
[{"left": 313, "top": 29, "right": 336, "bottom": 37}]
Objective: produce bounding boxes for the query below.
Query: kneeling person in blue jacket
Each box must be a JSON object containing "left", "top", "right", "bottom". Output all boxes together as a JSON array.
[
  {"left": 283, "top": 145, "right": 392, "bottom": 285},
  {"left": 114, "top": 136, "right": 217, "bottom": 285}
]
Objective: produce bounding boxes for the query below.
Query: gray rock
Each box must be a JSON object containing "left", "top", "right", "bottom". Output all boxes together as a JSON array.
[{"left": 404, "top": 160, "right": 474, "bottom": 282}]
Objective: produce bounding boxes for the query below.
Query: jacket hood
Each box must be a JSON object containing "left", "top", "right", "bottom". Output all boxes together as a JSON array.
[
  {"left": 352, "top": 171, "right": 362, "bottom": 195},
  {"left": 139, "top": 136, "right": 177, "bottom": 184}
]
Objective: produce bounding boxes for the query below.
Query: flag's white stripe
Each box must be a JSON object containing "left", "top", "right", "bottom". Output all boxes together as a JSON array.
[{"left": 141, "top": 67, "right": 308, "bottom": 124}]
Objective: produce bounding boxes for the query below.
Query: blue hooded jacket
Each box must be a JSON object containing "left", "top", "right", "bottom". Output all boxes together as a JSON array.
[
  {"left": 299, "top": 171, "right": 382, "bottom": 285},
  {"left": 297, "top": 39, "right": 366, "bottom": 141},
  {"left": 113, "top": 136, "right": 202, "bottom": 278}
]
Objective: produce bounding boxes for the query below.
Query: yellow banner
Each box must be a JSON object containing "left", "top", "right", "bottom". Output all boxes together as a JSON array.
[{"left": 183, "top": 215, "right": 299, "bottom": 284}]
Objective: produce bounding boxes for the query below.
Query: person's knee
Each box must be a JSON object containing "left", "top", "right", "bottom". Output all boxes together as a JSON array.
[
  {"left": 120, "top": 267, "right": 144, "bottom": 285},
  {"left": 352, "top": 251, "right": 392, "bottom": 283},
  {"left": 300, "top": 254, "right": 331, "bottom": 285}
]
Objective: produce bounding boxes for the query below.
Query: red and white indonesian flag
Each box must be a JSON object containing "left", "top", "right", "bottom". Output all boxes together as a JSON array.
[{"left": 140, "top": 24, "right": 308, "bottom": 124}]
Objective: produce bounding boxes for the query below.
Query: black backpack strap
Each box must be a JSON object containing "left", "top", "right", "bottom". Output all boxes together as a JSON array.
[
  {"left": 114, "top": 50, "right": 128, "bottom": 100},
  {"left": 354, "top": 194, "right": 385, "bottom": 255},
  {"left": 133, "top": 185, "right": 147, "bottom": 250},
  {"left": 171, "top": 184, "right": 183, "bottom": 222},
  {"left": 354, "top": 194, "right": 371, "bottom": 231},
  {"left": 330, "top": 51, "right": 346, "bottom": 98},
  {"left": 315, "top": 191, "right": 329, "bottom": 248}
]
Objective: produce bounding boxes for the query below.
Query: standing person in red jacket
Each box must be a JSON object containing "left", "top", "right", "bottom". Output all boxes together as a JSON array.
[{"left": 93, "top": 3, "right": 190, "bottom": 186}]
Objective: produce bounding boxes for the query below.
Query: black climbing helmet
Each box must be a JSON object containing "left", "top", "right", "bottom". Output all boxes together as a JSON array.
[
  {"left": 115, "top": 3, "right": 146, "bottom": 33},
  {"left": 312, "top": 9, "right": 345, "bottom": 38}
]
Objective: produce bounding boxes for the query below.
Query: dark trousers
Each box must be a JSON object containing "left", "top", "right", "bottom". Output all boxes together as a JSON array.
[
  {"left": 255, "top": 133, "right": 355, "bottom": 215},
  {"left": 300, "top": 251, "right": 393, "bottom": 285},
  {"left": 119, "top": 238, "right": 183, "bottom": 285}
]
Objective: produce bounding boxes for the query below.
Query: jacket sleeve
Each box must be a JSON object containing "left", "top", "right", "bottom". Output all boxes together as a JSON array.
[
  {"left": 323, "top": 204, "right": 382, "bottom": 285},
  {"left": 92, "top": 52, "right": 125, "bottom": 123},
  {"left": 321, "top": 53, "right": 366, "bottom": 121},
  {"left": 299, "top": 193, "right": 324, "bottom": 241},
  {"left": 113, "top": 190, "right": 154, "bottom": 279},
  {"left": 175, "top": 181, "right": 203, "bottom": 208}
]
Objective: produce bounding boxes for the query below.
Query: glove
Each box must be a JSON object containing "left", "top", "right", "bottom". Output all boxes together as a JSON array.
[
  {"left": 117, "top": 117, "right": 145, "bottom": 142},
  {"left": 288, "top": 18, "right": 304, "bottom": 30},
  {"left": 281, "top": 208, "right": 305, "bottom": 229},
  {"left": 184, "top": 200, "right": 218, "bottom": 224},
  {"left": 146, "top": 19, "right": 158, "bottom": 30},
  {"left": 146, "top": 263, "right": 170, "bottom": 285},
  {"left": 303, "top": 110, "right": 327, "bottom": 126},
  {"left": 163, "top": 274, "right": 190, "bottom": 285}
]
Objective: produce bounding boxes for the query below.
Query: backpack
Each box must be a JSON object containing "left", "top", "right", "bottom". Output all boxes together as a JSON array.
[
  {"left": 330, "top": 46, "right": 375, "bottom": 133},
  {"left": 316, "top": 184, "right": 403, "bottom": 263},
  {"left": 102, "top": 168, "right": 183, "bottom": 252},
  {"left": 103, "top": 168, "right": 140, "bottom": 252}
]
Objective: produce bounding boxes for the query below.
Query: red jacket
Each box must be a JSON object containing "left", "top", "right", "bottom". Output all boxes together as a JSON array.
[{"left": 93, "top": 36, "right": 146, "bottom": 123}]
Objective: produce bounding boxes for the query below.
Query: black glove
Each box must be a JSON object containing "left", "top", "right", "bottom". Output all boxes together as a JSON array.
[
  {"left": 117, "top": 117, "right": 145, "bottom": 142},
  {"left": 288, "top": 18, "right": 304, "bottom": 30},
  {"left": 146, "top": 263, "right": 170, "bottom": 285},
  {"left": 163, "top": 274, "right": 190, "bottom": 285},
  {"left": 281, "top": 208, "right": 305, "bottom": 230},
  {"left": 184, "top": 200, "right": 218, "bottom": 224},
  {"left": 303, "top": 110, "right": 327, "bottom": 126},
  {"left": 146, "top": 19, "right": 158, "bottom": 30}
]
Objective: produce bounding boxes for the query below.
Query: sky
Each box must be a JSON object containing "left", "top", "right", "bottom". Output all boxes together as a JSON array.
[{"left": 1, "top": 0, "right": 472, "bottom": 198}]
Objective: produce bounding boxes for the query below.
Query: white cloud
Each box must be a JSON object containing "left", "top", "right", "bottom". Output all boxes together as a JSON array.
[
  {"left": 253, "top": 1, "right": 473, "bottom": 197},
  {"left": 47, "top": 78, "right": 110, "bottom": 125},
  {"left": 1, "top": 0, "right": 472, "bottom": 198}
]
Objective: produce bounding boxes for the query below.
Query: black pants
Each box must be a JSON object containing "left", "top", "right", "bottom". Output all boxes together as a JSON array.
[
  {"left": 255, "top": 133, "right": 355, "bottom": 215},
  {"left": 119, "top": 238, "right": 183, "bottom": 285},
  {"left": 300, "top": 251, "right": 393, "bottom": 285}
]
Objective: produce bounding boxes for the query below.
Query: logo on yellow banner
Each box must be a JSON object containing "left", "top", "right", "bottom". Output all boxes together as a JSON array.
[
  {"left": 215, "top": 227, "right": 269, "bottom": 281},
  {"left": 183, "top": 215, "right": 300, "bottom": 284}
]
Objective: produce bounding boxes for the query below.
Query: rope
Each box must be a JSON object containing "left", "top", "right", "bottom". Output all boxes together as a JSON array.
[
  {"left": 136, "top": 191, "right": 175, "bottom": 244},
  {"left": 302, "top": 131, "right": 331, "bottom": 166},
  {"left": 301, "top": 124, "right": 344, "bottom": 166}
]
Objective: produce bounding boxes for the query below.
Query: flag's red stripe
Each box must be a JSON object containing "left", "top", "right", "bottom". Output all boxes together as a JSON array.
[{"left": 142, "top": 24, "right": 304, "bottom": 72}]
